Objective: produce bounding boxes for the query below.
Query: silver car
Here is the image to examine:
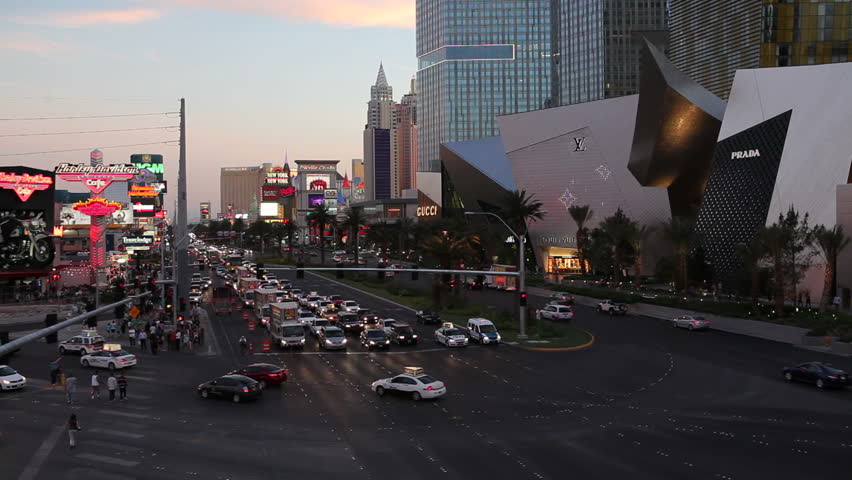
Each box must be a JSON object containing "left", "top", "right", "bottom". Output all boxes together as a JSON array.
[
  {"left": 318, "top": 326, "right": 347, "bottom": 350},
  {"left": 671, "top": 315, "right": 711, "bottom": 331}
]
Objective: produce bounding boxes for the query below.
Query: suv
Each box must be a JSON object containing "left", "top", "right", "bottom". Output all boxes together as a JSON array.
[
  {"left": 597, "top": 299, "right": 628, "bottom": 316},
  {"left": 415, "top": 310, "right": 441, "bottom": 325},
  {"left": 358, "top": 309, "right": 381, "bottom": 328},
  {"left": 388, "top": 323, "right": 418, "bottom": 345},
  {"left": 58, "top": 330, "right": 105, "bottom": 355},
  {"left": 360, "top": 328, "right": 390, "bottom": 349},
  {"left": 337, "top": 312, "right": 362, "bottom": 334}
]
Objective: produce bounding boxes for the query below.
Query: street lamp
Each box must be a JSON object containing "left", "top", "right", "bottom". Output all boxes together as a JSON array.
[{"left": 465, "top": 211, "right": 529, "bottom": 338}]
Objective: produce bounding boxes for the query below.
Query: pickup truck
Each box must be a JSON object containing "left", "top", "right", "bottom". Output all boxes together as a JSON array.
[{"left": 596, "top": 299, "right": 628, "bottom": 316}]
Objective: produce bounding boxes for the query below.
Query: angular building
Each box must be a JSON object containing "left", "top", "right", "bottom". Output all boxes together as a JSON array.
[
  {"left": 364, "top": 64, "right": 396, "bottom": 201},
  {"left": 220, "top": 165, "right": 267, "bottom": 218},
  {"left": 393, "top": 78, "right": 418, "bottom": 198}
]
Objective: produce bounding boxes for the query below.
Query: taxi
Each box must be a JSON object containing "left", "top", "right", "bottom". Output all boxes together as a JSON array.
[
  {"left": 434, "top": 322, "right": 468, "bottom": 347},
  {"left": 80, "top": 344, "right": 137, "bottom": 371},
  {"left": 58, "top": 329, "right": 105, "bottom": 356},
  {"left": 371, "top": 367, "right": 447, "bottom": 401}
]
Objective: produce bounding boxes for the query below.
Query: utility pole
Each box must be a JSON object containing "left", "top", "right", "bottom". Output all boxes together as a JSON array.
[{"left": 175, "top": 98, "right": 189, "bottom": 313}]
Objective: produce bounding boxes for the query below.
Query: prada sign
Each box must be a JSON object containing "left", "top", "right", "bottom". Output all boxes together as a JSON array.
[{"left": 731, "top": 149, "right": 760, "bottom": 159}]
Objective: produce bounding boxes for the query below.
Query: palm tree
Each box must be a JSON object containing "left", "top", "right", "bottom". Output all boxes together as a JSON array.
[
  {"left": 759, "top": 224, "right": 789, "bottom": 313},
  {"left": 421, "top": 229, "right": 478, "bottom": 304},
  {"left": 232, "top": 218, "right": 245, "bottom": 247},
  {"left": 662, "top": 217, "right": 695, "bottom": 292},
  {"left": 501, "top": 189, "right": 546, "bottom": 236},
  {"left": 813, "top": 225, "right": 850, "bottom": 312},
  {"left": 342, "top": 207, "right": 368, "bottom": 266},
  {"left": 281, "top": 221, "right": 298, "bottom": 262},
  {"left": 395, "top": 216, "right": 416, "bottom": 258},
  {"left": 568, "top": 205, "right": 593, "bottom": 274},
  {"left": 367, "top": 220, "right": 395, "bottom": 260},
  {"left": 737, "top": 235, "right": 767, "bottom": 314},
  {"left": 247, "top": 220, "right": 273, "bottom": 255},
  {"left": 600, "top": 208, "right": 635, "bottom": 284},
  {"left": 308, "top": 203, "right": 332, "bottom": 265},
  {"left": 627, "top": 224, "right": 652, "bottom": 288}
]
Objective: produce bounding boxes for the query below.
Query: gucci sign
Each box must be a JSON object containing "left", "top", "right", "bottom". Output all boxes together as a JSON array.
[{"left": 417, "top": 205, "right": 439, "bottom": 217}]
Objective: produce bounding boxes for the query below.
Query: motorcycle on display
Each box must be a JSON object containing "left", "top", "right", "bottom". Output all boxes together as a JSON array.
[{"left": 0, "top": 211, "right": 55, "bottom": 269}]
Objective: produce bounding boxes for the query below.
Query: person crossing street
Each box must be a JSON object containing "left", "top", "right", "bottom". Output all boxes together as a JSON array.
[
  {"left": 118, "top": 372, "right": 128, "bottom": 401},
  {"left": 107, "top": 373, "right": 118, "bottom": 401}
]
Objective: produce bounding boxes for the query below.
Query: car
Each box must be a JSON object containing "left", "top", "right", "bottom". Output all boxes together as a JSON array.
[
  {"left": 467, "top": 318, "right": 501, "bottom": 344},
  {"left": 358, "top": 309, "right": 381, "bottom": 328},
  {"left": 380, "top": 318, "right": 399, "bottom": 334},
  {"left": 197, "top": 374, "right": 263, "bottom": 403},
  {"left": 190, "top": 282, "right": 202, "bottom": 293},
  {"left": 81, "top": 345, "right": 137, "bottom": 370},
  {"left": 298, "top": 310, "right": 318, "bottom": 327},
  {"left": 434, "top": 323, "right": 468, "bottom": 347},
  {"left": 537, "top": 305, "right": 574, "bottom": 321},
  {"left": 189, "top": 292, "right": 203, "bottom": 304},
  {"left": 0, "top": 365, "right": 27, "bottom": 391},
  {"left": 58, "top": 330, "right": 105, "bottom": 355},
  {"left": 309, "top": 319, "right": 333, "bottom": 337},
  {"left": 671, "top": 315, "right": 711, "bottom": 330},
  {"left": 228, "top": 363, "right": 288, "bottom": 388},
  {"left": 360, "top": 328, "right": 390, "bottom": 349},
  {"left": 191, "top": 273, "right": 202, "bottom": 281},
  {"left": 783, "top": 362, "right": 849, "bottom": 389},
  {"left": 289, "top": 288, "right": 304, "bottom": 298},
  {"left": 328, "top": 294, "right": 345, "bottom": 307},
  {"left": 201, "top": 277, "right": 212, "bottom": 288},
  {"left": 371, "top": 367, "right": 446, "bottom": 401},
  {"left": 464, "top": 276, "right": 485, "bottom": 290},
  {"left": 596, "top": 299, "right": 628, "bottom": 316},
  {"left": 549, "top": 292, "right": 575, "bottom": 304},
  {"left": 416, "top": 310, "right": 441, "bottom": 325},
  {"left": 388, "top": 323, "right": 418, "bottom": 345},
  {"left": 340, "top": 300, "right": 360, "bottom": 313},
  {"left": 317, "top": 300, "right": 337, "bottom": 317},
  {"left": 337, "top": 312, "right": 363, "bottom": 334},
  {"left": 307, "top": 296, "right": 325, "bottom": 311},
  {"left": 318, "top": 326, "right": 347, "bottom": 350}
]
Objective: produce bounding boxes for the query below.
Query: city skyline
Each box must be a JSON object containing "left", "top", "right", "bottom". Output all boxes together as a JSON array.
[{"left": 0, "top": 1, "right": 416, "bottom": 217}]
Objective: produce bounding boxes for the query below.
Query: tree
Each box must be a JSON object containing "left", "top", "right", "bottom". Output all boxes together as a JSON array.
[
  {"left": 627, "top": 224, "right": 652, "bottom": 288},
  {"left": 662, "top": 217, "right": 695, "bottom": 291},
  {"left": 599, "top": 208, "right": 636, "bottom": 284},
  {"left": 247, "top": 220, "right": 273, "bottom": 255},
  {"left": 308, "top": 203, "right": 332, "bottom": 265},
  {"left": 421, "top": 228, "right": 479, "bottom": 304},
  {"left": 281, "top": 221, "right": 298, "bottom": 262},
  {"left": 366, "top": 219, "right": 395, "bottom": 261},
  {"left": 813, "top": 225, "right": 850, "bottom": 312},
  {"left": 342, "top": 207, "right": 368, "bottom": 266},
  {"left": 777, "top": 207, "right": 816, "bottom": 302},
  {"left": 395, "top": 216, "right": 416, "bottom": 257},
  {"left": 568, "top": 205, "right": 593, "bottom": 274},
  {"left": 501, "top": 189, "right": 545, "bottom": 237},
  {"left": 232, "top": 218, "right": 245, "bottom": 247},
  {"left": 736, "top": 235, "right": 767, "bottom": 313},
  {"left": 759, "top": 224, "right": 789, "bottom": 313}
]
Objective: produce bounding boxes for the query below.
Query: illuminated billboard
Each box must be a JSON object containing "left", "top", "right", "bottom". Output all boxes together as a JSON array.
[
  {"left": 260, "top": 202, "right": 280, "bottom": 217},
  {"left": 60, "top": 205, "right": 133, "bottom": 226},
  {"left": 308, "top": 194, "right": 325, "bottom": 207},
  {"left": 0, "top": 167, "right": 56, "bottom": 272},
  {"left": 130, "top": 154, "right": 164, "bottom": 182},
  {"left": 55, "top": 164, "right": 138, "bottom": 194},
  {"left": 306, "top": 174, "right": 331, "bottom": 191},
  {"left": 132, "top": 199, "right": 157, "bottom": 218}
]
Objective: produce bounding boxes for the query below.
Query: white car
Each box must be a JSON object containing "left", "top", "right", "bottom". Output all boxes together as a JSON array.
[
  {"left": 81, "top": 348, "right": 137, "bottom": 370},
  {"left": 536, "top": 305, "right": 574, "bottom": 321},
  {"left": 309, "top": 318, "right": 333, "bottom": 337},
  {"left": 306, "top": 296, "right": 324, "bottom": 310},
  {"left": 189, "top": 292, "right": 203, "bottom": 304},
  {"left": 0, "top": 365, "right": 27, "bottom": 391},
  {"left": 671, "top": 315, "right": 711, "bottom": 331},
  {"left": 434, "top": 323, "right": 468, "bottom": 347},
  {"left": 371, "top": 367, "right": 446, "bottom": 401},
  {"left": 381, "top": 318, "right": 398, "bottom": 335},
  {"left": 298, "top": 310, "right": 318, "bottom": 327},
  {"left": 340, "top": 300, "right": 360, "bottom": 313}
]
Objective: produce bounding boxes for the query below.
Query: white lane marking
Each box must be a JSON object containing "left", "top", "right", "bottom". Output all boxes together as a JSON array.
[
  {"left": 99, "top": 410, "right": 150, "bottom": 419},
  {"left": 75, "top": 453, "right": 139, "bottom": 467},
  {"left": 17, "top": 425, "right": 64, "bottom": 480},
  {"left": 88, "top": 428, "right": 144, "bottom": 439},
  {"left": 122, "top": 375, "right": 157, "bottom": 382}
]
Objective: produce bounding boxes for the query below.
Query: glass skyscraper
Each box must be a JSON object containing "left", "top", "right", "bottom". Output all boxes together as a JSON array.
[{"left": 416, "top": 0, "right": 555, "bottom": 173}]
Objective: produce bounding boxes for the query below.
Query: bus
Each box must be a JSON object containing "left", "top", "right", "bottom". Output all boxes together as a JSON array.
[{"left": 226, "top": 253, "right": 244, "bottom": 270}]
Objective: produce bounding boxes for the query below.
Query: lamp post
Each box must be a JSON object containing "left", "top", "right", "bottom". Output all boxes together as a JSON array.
[{"left": 465, "top": 211, "right": 528, "bottom": 339}]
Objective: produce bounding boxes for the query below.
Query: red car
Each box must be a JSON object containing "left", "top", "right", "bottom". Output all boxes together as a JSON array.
[
  {"left": 328, "top": 294, "right": 345, "bottom": 307},
  {"left": 228, "top": 363, "right": 288, "bottom": 388}
]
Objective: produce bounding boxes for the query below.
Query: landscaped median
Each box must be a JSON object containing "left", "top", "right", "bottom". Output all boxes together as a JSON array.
[{"left": 309, "top": 270, "right": 594, "bottom": 351}]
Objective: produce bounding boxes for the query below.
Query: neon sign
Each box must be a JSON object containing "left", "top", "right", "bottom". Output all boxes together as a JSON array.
[
  {"left": 72, "top": 197, "right": 123, "bottom": 216},
  {"left": 0, "top": 172, "right": 54, "bottom": 202},
  {"left": 309, "top": 179, "right": 328, "bottom": 190},
  {"left": 55, "top": 163, "right": 138, "bottom": 194},
  {"left": 128, "top": 185, "right": 160, "bottom": 197},
  {"left": 280, "top": 186, "right": 296, "bottom": 197}
]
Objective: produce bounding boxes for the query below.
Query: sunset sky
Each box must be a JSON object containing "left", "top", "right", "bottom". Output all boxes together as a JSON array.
[{"left": 0, "top": 0, "right": 416, "bottom": 217}]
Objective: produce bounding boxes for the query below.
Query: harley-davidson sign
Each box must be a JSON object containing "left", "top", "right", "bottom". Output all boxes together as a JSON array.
[
  {"left": 55, "top": 163, "right": 138, "bottom": 194},
  {"left": 72, "top": 197, "right": 123, "bottom": 216},
  {"left": 0, "top": 172, "right": 54, "bottom": 202}
]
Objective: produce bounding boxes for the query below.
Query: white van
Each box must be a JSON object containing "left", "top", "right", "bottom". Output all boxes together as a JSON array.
[
  {"left": 467, "top": 318, "right": 501, "bottom": 345},
  {"left": 275, "top": 321, "right": 306, "bottom": 349}
]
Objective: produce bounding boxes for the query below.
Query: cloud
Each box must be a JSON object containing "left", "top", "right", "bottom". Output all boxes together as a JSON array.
[
  {"left": 17, "top": 8, "right": 165, "bottom": 28},
  {"left": 0, "top": 36, "right": 67, "bottom": 56},
  {"left": 149, "top": 0, "right": 414, "bottom": 28}
]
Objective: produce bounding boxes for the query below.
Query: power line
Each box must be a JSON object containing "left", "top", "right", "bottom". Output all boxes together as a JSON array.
[
  {"left": 0, "top": 125, "right": 180, "bottom": 138},
  {"left": 0, "top": 112, "right": 179, "bottom": 121},
  {"left": 0, "top": 140, "right": 179, "bottom": 157}
]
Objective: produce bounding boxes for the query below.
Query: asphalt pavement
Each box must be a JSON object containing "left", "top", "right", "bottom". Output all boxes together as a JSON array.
[{"left": 3, "top": 261, "right": 852, "bottom": 480}]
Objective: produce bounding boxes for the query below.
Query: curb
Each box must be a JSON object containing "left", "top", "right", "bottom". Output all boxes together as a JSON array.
[{"left": 517, "top": 329, "right": 596, "bottom": 352}]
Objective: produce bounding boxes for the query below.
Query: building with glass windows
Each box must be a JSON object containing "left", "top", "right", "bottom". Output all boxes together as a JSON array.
[
  {"left": 415, "top": 0, "right": 555, "bottom": 202},
  {"left": 669, "top": 0, "right": 852, "bottom": 100}
]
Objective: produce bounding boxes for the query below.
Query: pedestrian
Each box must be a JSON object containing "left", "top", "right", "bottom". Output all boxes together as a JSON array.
[
  {"left": 65, "top": 372, "right": 77, "bottom": 404},
  {"left": 806, "top": 292, "right": 812, "bottom": 308},
  {"left": 107, "top": 373, "right": 118, "bottom": 401},
  {"left": 49, "top": 357, "right": 62, "bottom": 385},
  {"left": 118, "top": 372, "right": 128, "bottom": 401},
  {"left": 90, "top": 372, "right": 101, "bottom": 400},
  {"left": 128, "top": 326, "right": 136, "bottom": 346},
  {"left": 239, "top": 336, "right": 248, "bottom": 355},
  {"left": 175, "top": 330, "right": 182, "bottom": 352},
  {"left": 183, "top": 330, "right": 192, "bottom": 351},
  {"left": 67, "top": 414, "right": 82, "bottom": 449},
  {"left": 139, "top": 330, "right": 147, "bottom": 351}
]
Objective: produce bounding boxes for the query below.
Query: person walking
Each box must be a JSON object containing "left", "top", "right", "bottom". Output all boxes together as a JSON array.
[
  {"left": 128, "top": 326, "right": 136, "bottom": 347},
  {"left": 67, "top": 414, "right": 82, "bottom": 449},
  {"left": 239, "top": 336, "right": 248, "bottom": 356},
  {"left": 139, "top": 330, "right": 147, "bottom": 351},
  {"left": 118, "top": 372, "right": 128, "bottom": 401},
  {"left": 107, "top": 373, "right": 118, "bottom": 401},
  {"left": 175, "top": 330, "right": 182, "bottom": 352},
  {"left": 90, "top": 372, "right": 101, "bottom": 400},
  {"left": 183, "top": 329, "right": 192, "bottom": 352},
  {"left": 49, "top": 357, "right": 62, "bottom": 385},
  {"left": 65, "top": 372, "right": 77, "bottom": 404}
]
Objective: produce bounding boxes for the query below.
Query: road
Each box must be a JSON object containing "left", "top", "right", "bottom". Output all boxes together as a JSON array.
[{"left": 3, "top": 261, "right": 852, "bottom": 479}]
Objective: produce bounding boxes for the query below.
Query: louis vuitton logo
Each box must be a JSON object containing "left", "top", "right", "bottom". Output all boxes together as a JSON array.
[{"left": 574, "top": 137, "right": 587, "bottom": 152}]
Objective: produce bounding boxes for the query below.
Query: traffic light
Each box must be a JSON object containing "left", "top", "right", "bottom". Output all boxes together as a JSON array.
[
  {"left": 148, "top": 278, "right": 157, "bottom": 292},
  {"left": 411, "top": 264, "right": 418, "bottom": 281},
  {"left": 177, "top": 314, "right": 185, "bottom": 322},
  {"left": 519, "top": 291, "right": 528, "bottom": 307},
  {"left": 296, "top": 262, "right": 304, "bottom": 279},
  {"left": 256, "top": 262, "right": 266, "bottom": 280},
  {"left": 179, "top": 297, "right": 187, "bottom": 312}
]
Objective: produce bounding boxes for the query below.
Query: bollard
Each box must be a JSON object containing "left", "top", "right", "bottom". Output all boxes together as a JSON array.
[
  {"left": 248, "top": 320, "right": 255, "bottom": 331},
  {"left": 262, "top": 339, "right": 271, "bottom": 353},
  {"left": 824, "top": 336, "right": 831, "bottom": 347},
  {"left": 248, "top": 342, "right": 254, "bottom": 355}
]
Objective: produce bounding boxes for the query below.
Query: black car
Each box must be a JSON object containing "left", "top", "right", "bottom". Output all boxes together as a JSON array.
[
  {"left": 783, "top": 362, "right": 849, "bottom": 389},
  {"left": 337, "top": 312, "right": 363, "bottom": 334},
  {"left": 389, "top": 323, "right": 418, "bottom": 345},
  {"left": 358, "top": 309, "right": 381, "bottom": 328},
  {"left": 360, "top": 328, "right": 390, "bottom": 349},
  {"left": 464, "top": 275, "right": 486, "bottom": 290},
  {"left": 197, "top": 374, "right": 263, "bottom": 403},
  {"left": 416, "top": 310, "right": 441, "bottom": 325}
]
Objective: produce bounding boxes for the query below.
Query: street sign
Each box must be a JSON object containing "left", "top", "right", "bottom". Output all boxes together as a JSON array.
[{"left": 128, "top": 305, "right": 141, "bottom": 319}]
